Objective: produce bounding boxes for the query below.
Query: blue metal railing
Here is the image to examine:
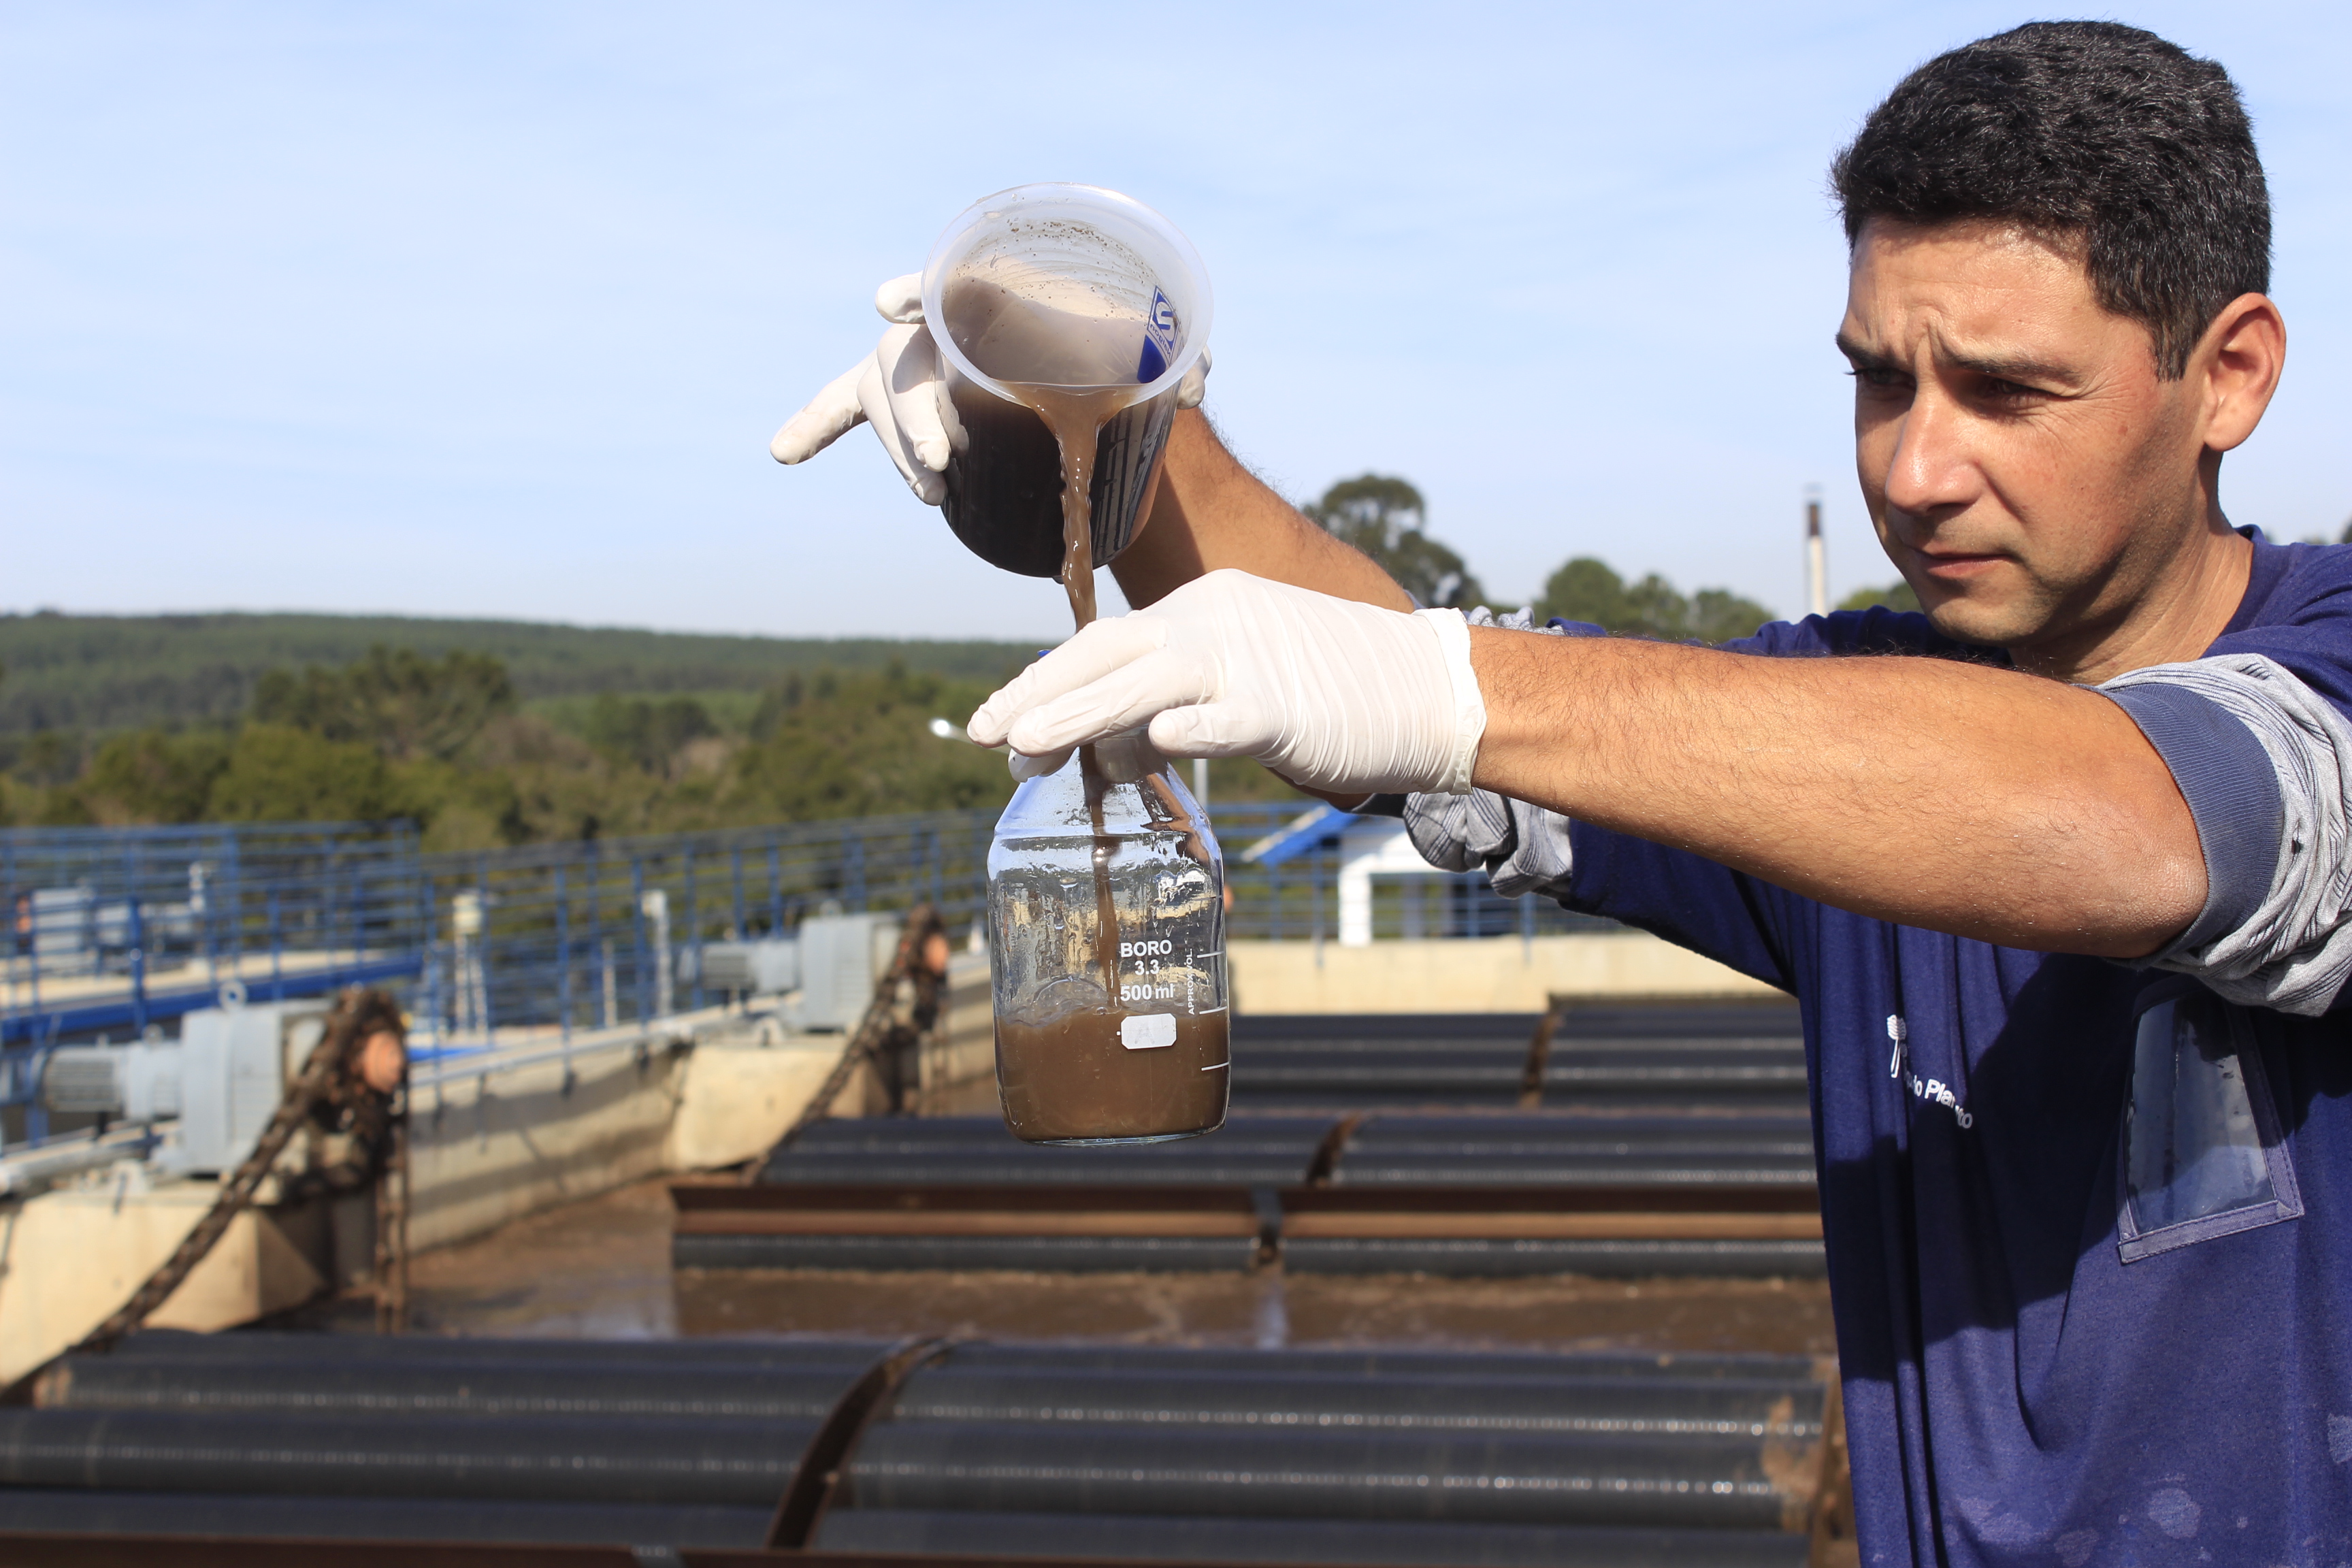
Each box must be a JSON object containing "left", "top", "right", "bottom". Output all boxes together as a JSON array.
[
  {"left": 408, "top": 812, "right": 1000, "bottom": 1049},
  {"left": 2, "top": 822, "right": 427, "bottom": 1145},
  {"left": 3, "top": 800, "right": 1611, "bottom": 1150}
]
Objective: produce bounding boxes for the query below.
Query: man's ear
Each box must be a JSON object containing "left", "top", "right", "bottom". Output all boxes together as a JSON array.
[{"left": 2195, "top": 292, "right": 2285, "bottom": 455}]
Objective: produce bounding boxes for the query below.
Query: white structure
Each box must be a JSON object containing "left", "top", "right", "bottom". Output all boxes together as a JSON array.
[
  {"left": 1334, "top": 817, "right": 1442, "bottom": 947},
  {"left": 1242, "top": 806, "right": 1456, "bottom": 949}
]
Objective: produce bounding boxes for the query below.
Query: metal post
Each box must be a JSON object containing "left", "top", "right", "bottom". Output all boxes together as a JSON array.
[
  {"left": 685, "top": 849, "right": 704, "bottom": 1012},
  {"left": 731, "top": 848, "right": 747, "bottom": 942},
  {"left": 767, "top": 840, "right": 783, "bottom": 935},
  {"left": 225, "top": 833, "right": 244, "bottom": 977},
  {"left": 474, "top": 858, "right": 493, "bottom": 1047},
  {"left": 125, "top": 844, "right": 148, "bottom": 1036},
  {"left": 418, "top": 874, "right": 440, "bottom": 1051},
  {"left": 24, "top": 1019, "right": 56, "bottom": 1144},
  {"left": 631, "top": 859, "right": 651, "bottom": 1024},
  {"left": 555, "top": 864, "right": 572, "bottom": 1045},
  {"left": 1806, "top": 484, "right": 1829, "bottom": 619},
  {"left": 1311, "top": 854, "right": 1325, "bottom": 968},
  {"left": 1520, "top": 878, "right": 1536, "bottom": 959},
  {"left": 846, "top": 834, "right": 866, "bottom": 911},
  {"left": 267, "top": 889, "right": 284, "bottom": 1001}
]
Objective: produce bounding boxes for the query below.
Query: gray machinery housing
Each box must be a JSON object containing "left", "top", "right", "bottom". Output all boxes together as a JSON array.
[
  {"left": 791, "top": 912, "right": 900, "bottom": 1030},
  {"left": 39, "top": 1000, "right": 329, "bottom": 1174},
  {"left": 681, "top": 938, "right": 800, "bottom": 998},
  {"left": 667, "top": 913, "right": 897, "bottom": 1026}
]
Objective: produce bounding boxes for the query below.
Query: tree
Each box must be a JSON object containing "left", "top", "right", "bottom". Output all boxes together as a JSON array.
[
  {"left": 78, "top": 728, "right": 231, "bottom": 823},
  {"left": 726, "top": 665, "right": 1013, "bottom": 821},
  {"left": 581, "top": 693, "right": 718, "bottom": 777},
  {"left": 1687, "top": 588, "right": 1776, "bottom": 644},
  {"left": 253, "top": 646, "right": 514, "bottom": 762},
  {"left": 1302, "top": 475, "right": 1486, "bottom": 608},
  {"left": 1837, "top": 580, "right": 1923, "bottom": 614},
  {"left": 1533, "top": 557, "right": 1774, "bottom": 644},
  {"left": 206, "top": 723, "right": 403, "bottom": 822}
]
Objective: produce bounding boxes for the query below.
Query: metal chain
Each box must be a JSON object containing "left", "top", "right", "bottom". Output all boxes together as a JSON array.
[
  {"left": 71, "top": 987, "right": 404, "bottom": 1356},
  {"left": 745, "top": 906, "right": 949, "bottom": 1177}
]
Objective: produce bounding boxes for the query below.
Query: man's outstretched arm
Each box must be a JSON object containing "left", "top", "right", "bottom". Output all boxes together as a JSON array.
[{"left": 1468, "top": 625, "right": 2207, "bottom": 958}]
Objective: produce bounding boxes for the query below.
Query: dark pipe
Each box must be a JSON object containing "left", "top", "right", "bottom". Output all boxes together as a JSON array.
[
  {"left": 0, "top": 1490, "right": 771, "bottom": 1548},
  {"left": 673, "top": 1235, "right": 1258, "bottom": 1273},
  {"left": 0, "top": 1410, "right": 813, "bottom": 1506},
  {"left": 886, "top": 1366, "right": 1824, "bottom": 1441},
  {"left": 757, "top": 1158, "right": 1318, "bottom": 1186},
  {"left": 1326, "top": 1163, "right": 1817, "bottom": 1186},
  {"left": 50, "top": 1360, "right": 861, "bottom": 1422},
  {"left": 817, "top": 1507, "right": 1809, "bottom": 1567},
  {"left": 782, "top": 1116, "right": 1340, "bottom": 1147},
  {"left": 939, "top": 1344, "right": 1820, "bottom": 1386},
  {"left": 1282, "top": 1238, "right": 1828, "bottom": 1278},
  {"left": 94, "top": 1332, "right": 887, "bottom": 1369},
  {"left": 1345, "top": 1114, "right": 1814, "bottom": 1145},
  {"left": 840, "top": 1423, "right": 1793, "bottom": 1530},
  {"left": 96, "top": 1334, "right": 1815, "bottom": 1386}
]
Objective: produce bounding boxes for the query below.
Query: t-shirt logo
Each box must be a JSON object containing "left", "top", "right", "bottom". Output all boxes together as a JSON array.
[{"left": 1889, "top": 1013, "right": 1975, "bottom": 1130}]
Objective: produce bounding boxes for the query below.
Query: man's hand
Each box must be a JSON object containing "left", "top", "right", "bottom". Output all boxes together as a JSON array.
[
  {"left": 966, "top": 570, "right": 1487, "bottom": 796},
  {"left": 770, "top": 274, "right": 1208, "bottom": 504}
]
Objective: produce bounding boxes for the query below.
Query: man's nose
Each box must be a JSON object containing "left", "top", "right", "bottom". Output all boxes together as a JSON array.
[{"left": 1880, "top": 385, "right": 1979, "bottom": 519}]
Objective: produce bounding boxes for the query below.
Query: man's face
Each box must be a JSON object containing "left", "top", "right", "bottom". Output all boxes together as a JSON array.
[{"left": 1838, "top": 218, "right": 2209, "bottom": 655}]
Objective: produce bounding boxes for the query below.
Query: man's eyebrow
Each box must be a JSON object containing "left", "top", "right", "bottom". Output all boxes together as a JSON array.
[
  {"left": 1833, "top": 334, "right": 1889, "bottom": 368},
  {"left": 1832, "top": 333, "right": 2077, "bottom": 389},
  {"left": 1940, "top": 348, "right": 2077, "bottom": 388}
]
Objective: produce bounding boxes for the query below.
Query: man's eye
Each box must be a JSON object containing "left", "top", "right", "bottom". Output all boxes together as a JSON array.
[{"left": 1846, "top": 368, "right": 1908, "bottom": 393}]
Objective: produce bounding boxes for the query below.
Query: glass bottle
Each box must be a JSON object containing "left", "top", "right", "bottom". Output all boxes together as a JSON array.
[{"left": 986, "top": 753, "right": 1228, "bottom": 1144}]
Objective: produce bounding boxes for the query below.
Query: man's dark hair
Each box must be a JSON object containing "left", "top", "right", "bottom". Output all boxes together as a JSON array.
[{"left": 1832, "top": 21, "right": 2268, "bottom": 378}]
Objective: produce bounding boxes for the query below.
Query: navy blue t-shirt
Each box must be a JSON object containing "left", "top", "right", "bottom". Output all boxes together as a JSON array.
[{"left": 1559, "top": 533, "right": 2352, "bottom": 1566}]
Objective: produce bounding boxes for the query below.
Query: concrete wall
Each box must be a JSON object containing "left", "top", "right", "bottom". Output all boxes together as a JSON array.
[
  {"left": 0, "top": 1179, "right": 326, "bottom": 1388},
  {"left": 406, "top": 1041, "right": 691, "bottom": 1254},
  {"left": 1227, "top": 930, "right": 1778, "bottom": 1014},
  {"left": 666, "top": 1031, "right": 864, "bottom": 1173}
]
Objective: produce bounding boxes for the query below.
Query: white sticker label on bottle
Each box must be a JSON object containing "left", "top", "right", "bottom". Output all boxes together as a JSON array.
[{"left": 1120, "top": 1013, "right": 1177, "bottom": 1051}]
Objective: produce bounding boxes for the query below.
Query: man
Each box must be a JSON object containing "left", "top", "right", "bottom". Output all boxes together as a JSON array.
[{"left": 779, "top": 22, "right": 2352, "bottom": 1565}]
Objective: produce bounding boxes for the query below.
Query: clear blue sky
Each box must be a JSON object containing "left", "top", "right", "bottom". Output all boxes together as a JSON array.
[{"left": 5, "top": 2, "right": 2346, "bottom": 642}]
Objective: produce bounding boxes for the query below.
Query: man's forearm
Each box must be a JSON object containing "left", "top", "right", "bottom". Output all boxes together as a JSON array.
[
  {"left": 1111, "top": 410, "right": 1414, "bottom": 612},
  {"left": 1468, "top": 627, "right": 2208, "bottom": 957}
]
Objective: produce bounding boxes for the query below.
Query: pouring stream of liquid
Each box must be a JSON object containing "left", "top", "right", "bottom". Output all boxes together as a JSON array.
[{"left": 1005, "top": 384, "right": 1133, "bottom": 1000}]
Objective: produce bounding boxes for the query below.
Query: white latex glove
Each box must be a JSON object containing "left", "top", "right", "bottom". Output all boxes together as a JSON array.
[
  {"left": 966, "top": 570, "right": 1487, "bottom": 796},
  {"left": 770, "top": 274, "right": 1210, "bottom": 503}
]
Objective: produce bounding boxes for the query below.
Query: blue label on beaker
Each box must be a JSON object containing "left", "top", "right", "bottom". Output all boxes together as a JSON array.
[{"left": 1136, "top": 287, "right": 1179, "bottom": 383}]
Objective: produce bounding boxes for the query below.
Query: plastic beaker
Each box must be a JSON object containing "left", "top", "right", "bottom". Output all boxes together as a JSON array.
[{"left": 921, "top": 184, "right": 1213, "bottom": 579}]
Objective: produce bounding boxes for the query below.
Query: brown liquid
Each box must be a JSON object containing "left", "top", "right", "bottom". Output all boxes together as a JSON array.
[
  {"left": 936, "top": 272, "right": 1177, "bottom": 579},
  {"left": 951, "top": 269, "right": 1218, "bottom": 1144},
  {"left": 995, "top": 1010, "right": 1230, "bottom": 1143},
  {"left": 1004, "top": 380, "right": 1136, "bottom": 999}
]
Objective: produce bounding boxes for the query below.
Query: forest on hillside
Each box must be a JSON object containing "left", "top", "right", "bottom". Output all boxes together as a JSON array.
[
  {"left": 0, "top": 610, "right": 1037, "bottom": 736},
  {"left": 1, "top": 474, "right": 1923, "bottom": 844}
]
